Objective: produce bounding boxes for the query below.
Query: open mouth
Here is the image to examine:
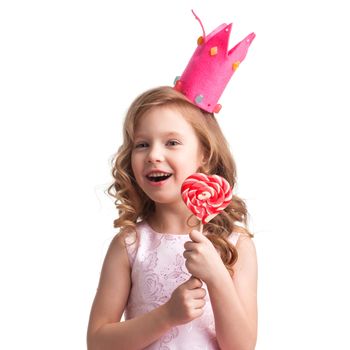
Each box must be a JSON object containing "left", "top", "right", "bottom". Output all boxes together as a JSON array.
[{"left": 146, "top": 174, "right": 173, "bottom": 182}]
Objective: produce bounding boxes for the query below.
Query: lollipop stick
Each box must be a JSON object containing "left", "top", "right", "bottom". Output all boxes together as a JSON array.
[{"left": 199, "top": 222, "right": 203, "bottom": 234}]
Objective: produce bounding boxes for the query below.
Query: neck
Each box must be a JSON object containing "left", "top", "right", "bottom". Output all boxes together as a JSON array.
[{"left": 147, "top": 201, "right": 200, "bottom": 234}]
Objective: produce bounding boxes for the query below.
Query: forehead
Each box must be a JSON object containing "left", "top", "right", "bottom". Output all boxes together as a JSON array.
[
  {"left": 134, "top": 130, "right": 184, "bottom": 139},
  {"left": 134, "top": 106, "right": 196, "bottom": 138}
]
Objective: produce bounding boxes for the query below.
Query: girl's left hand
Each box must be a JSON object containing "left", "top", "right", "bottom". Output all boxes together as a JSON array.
[{"left": 183, "top": 230, "right": 226, "bottom": 285}]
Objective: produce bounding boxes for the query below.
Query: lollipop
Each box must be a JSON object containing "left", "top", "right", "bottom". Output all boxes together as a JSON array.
[{"left": 181, "top": 173, "right": 233, "bottom": 232}]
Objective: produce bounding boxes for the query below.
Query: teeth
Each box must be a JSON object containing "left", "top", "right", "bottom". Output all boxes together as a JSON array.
[{"left": 148, "top": 172, "right": 171, "bottom": 177}]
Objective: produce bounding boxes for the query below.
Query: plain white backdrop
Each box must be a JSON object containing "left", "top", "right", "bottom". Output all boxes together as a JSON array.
[{"left": 1, "top": 0, "right": 349, "bottom": 349}]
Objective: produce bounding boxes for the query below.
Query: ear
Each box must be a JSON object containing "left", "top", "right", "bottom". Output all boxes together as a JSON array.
[
  {"left": 199, "top": 157, "right": 210, "bottom": 174},
  {"left": 196, "top": 147, "right": 210, "bottom": 173}
]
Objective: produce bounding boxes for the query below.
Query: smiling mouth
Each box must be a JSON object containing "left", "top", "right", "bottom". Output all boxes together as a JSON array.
[{"left": 146, "top": 174, "right": 173, "bottom": 182}]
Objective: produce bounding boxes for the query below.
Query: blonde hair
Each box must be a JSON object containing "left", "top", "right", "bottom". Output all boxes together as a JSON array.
[{"left": 107, "top": 86, "right": 253, "bottom": 276}]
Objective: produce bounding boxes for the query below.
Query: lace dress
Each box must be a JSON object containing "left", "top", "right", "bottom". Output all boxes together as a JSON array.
[{"left": 124, "top": 221, "right": 240, "bottom": 350}]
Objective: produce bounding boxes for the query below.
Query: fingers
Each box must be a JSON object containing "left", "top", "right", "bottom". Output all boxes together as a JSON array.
[
  {"left": 192, "top": 287, "right": 206, "bottom": 299},
  {"left": 184, "top": 241, "right": 196, "bottom": 250},
  {"left": 186, "top": 276, "right": 203, "bottom": 289},
  {"left": 185, "top": 277, "right": 207, "bottom": 299},
  {"left": 193, "top": 298, "right": 206, "bottom": 309}
]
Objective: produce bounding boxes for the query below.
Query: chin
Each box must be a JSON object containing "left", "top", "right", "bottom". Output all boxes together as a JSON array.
[{"left": 149, "top": 194, "right": 180, "bottom": 205}]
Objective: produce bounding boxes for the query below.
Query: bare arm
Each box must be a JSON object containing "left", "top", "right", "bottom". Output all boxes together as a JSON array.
[
  {"left": 88, "top": 304, "right": 173, "bottom": 350},
  {"left": 87, "top": 232, "right": 174, "bottom": 350},
  {"left": 207, "top": 235, "right": 258, "bottom": 350}
]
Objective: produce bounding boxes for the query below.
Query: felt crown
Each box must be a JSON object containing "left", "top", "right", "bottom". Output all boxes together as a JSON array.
[{"left": 174, "top": 10, "right": 255, "bottom": 113}]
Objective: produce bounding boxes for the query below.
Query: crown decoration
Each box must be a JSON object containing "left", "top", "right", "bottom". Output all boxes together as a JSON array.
[{"left": 173, "top": 10, "right": 255, "bottom": 113}]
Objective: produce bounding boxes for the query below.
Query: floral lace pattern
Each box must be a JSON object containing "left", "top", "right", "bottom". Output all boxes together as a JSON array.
[{"left": 124, "top": 221, "right": 240, "bottom": 349}]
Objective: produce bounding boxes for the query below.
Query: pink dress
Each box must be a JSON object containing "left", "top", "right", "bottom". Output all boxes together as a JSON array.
[{"left": 124, "top": 221, "right": 240, "bottom": 350}]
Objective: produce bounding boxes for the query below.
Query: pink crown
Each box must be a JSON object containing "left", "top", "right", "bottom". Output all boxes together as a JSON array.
[{"left": 174, "top": 10, "right": 255, "bottom": 113}]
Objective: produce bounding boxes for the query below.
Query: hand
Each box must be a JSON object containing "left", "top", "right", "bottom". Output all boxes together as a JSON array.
[
  {"left": 183, "top": 229, "right": 226, "bottom": 285},
  {"left": 164, "top": 276, "right": 206, "bottom": 326}
]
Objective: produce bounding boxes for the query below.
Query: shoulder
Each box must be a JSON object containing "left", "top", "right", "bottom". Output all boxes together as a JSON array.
[
  {"left": 116, "top": 223, "right": 147, "bottom": 266},
  {"left": 232, "top": 225, "right": 251, "bottom": 236},
  {"left": 118, "top": 226, "right": 137, "bottom": 247},
  {"left": 236, "top": 234, "right": 257, "bottom": 265},
  {"left": 233, "top": 230, "right": 258, "bottom": 288},
  {"left": 101, "top": 224, "right": 141, "bottom": 276},
  {"left": 233, "top": 226, "right": 257, "bottom": 266},
  {"left": 102, "top": 229, "right": 133, "bottom": 275},
  {"left": 116, "top": 221, "right": 147, "bottom": 246},
  {"left": 228, "top": 225, "right": 251, "bottom": 246}
]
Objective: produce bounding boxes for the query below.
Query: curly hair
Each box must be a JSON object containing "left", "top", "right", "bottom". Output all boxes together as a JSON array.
[{"left": 107, "top": 86, "right": 253, "bottom": 276}]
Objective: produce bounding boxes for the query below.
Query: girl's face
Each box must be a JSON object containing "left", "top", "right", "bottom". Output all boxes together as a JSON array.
[{"left": 131, "top": 105, "right": 204, "bottom": 206}]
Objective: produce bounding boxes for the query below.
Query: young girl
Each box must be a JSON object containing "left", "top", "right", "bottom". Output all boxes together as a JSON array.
[{"left": 87, "top": 86, "right": 258, "bottom": 350}]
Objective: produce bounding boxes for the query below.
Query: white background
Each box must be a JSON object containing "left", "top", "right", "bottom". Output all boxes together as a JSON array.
[{"left": 1, "top": 0, "right": 349, "bottom": 349}]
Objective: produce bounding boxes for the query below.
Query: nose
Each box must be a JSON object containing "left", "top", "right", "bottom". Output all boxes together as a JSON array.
[{"left": 146, "top": 144, "right": 165, "bottom": 163}]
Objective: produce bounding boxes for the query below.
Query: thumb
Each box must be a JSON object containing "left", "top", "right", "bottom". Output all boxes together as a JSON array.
[{"left": 189, "top": 229, "right": 206, "bottom": 243}]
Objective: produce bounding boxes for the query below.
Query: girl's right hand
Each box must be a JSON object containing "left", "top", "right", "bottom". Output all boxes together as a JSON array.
[{"left": 164, "top": 276, "right": 207, "bottom": 326}]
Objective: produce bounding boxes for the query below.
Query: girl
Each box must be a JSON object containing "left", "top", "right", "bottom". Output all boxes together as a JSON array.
[{"left": 87, "top": 86, "right": 258, "bottom": 350}]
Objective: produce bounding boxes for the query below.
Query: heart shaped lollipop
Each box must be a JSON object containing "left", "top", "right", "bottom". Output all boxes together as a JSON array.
[{"left": 181, "top": 173, "right": 233, "bottom": 225}]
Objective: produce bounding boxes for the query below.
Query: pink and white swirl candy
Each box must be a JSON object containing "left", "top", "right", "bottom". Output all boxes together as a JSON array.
[{"left": 181, "top": 173, "right": 233, "bottom": 224}]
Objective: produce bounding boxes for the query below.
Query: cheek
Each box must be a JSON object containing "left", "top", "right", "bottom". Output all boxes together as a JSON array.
[
  {"left": 174, "top": 152, "right": 202, "bottom": 176},
  {"left": 130, "top": 153, "right": 140, "bottom": 176}
]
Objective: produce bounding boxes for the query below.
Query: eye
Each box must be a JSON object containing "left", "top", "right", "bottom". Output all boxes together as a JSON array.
[
  {"left": 134, "top": 142, "right": 148, "bottom": 149},
  {"left": 167, "top": 140, "right": 180, "bottom": 146}
]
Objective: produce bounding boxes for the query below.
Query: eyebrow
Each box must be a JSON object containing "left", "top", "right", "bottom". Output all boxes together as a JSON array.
[{"left": 134, "top": 131, "right": 183, "bottom": 139}]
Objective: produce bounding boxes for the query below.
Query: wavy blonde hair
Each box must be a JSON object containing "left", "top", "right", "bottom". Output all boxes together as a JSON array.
[{"left": 107, "top": 86, "right": 253, "bottom": 276}]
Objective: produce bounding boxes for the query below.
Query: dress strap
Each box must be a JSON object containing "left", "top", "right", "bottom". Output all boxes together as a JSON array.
[
  {"left": 228, "top": 231, "right": 241, "bottom": 246},
  {"left": 124, "top": 230, "right": 138, "bottom": 267}
]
